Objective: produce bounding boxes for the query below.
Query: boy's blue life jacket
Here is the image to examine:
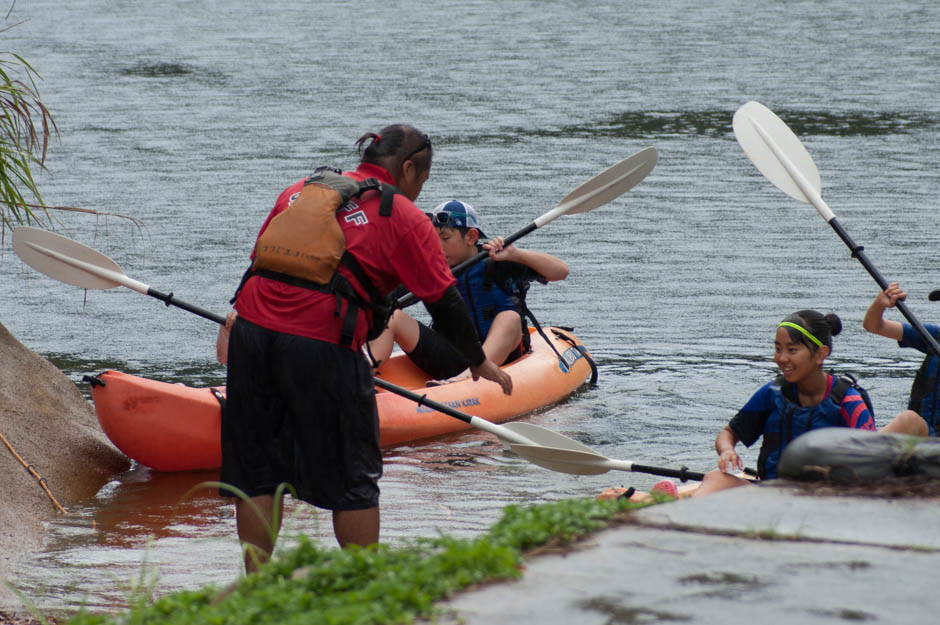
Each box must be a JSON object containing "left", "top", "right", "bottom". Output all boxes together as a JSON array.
[
  {"left": 451, "top": 251, "right": 547, "bottom": 353},
  {"left": 415, "top": 244, "right": 597, "bottom": 384},
  {"left": 454, "top": 261, "right": 519, "bottom": 344}
]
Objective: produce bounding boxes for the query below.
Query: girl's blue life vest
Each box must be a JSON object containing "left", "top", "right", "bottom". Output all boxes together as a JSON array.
[{"left": 753, "top": 374, "right": 873, "bottom": 479}]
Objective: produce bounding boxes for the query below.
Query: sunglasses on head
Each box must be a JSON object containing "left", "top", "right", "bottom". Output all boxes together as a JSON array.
[
  {"left": 403, "top": 134, "right": 432, "bottom": 162},
  {"left": 425, "top": 211, "right": 467, "bottom": 229}
]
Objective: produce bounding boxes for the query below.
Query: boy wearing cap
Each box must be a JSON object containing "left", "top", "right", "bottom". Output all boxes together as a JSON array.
[{"left": 367, "top": 200, "right": 569, "bottom": 381}]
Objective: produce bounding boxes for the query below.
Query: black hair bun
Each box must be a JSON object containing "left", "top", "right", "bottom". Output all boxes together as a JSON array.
[{"left": 824, "top": 312, "right": 842, "bottom": 337}]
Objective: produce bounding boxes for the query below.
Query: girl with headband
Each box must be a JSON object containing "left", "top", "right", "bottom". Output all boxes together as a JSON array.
[{"left": 693, "top": 309, "right": 927, "bottom": 496}]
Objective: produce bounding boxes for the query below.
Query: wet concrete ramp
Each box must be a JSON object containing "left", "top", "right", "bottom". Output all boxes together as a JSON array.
[{"left": 436, "top": 484, "right": 939, "bottom": 624}]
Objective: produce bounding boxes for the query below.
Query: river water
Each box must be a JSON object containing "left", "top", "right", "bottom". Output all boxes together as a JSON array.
[{"left": 1, "top": 0, "right": 938, "bottom": 613}]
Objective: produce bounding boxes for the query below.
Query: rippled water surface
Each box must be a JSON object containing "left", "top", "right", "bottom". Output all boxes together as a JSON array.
[{"left": 1, "top": 0, "right": 939, "bottom": 612}]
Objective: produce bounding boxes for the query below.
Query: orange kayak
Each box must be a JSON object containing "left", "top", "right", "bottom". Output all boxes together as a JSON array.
[{"left": 88, "top": 327, "right": 595, "bottom": 471}]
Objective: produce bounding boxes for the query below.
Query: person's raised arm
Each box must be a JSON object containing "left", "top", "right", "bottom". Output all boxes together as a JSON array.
[
  {"left": 483, "top": 237, "right": 569, "bottom": 282},
  {"left": 862, "top": 283, "right": 905, "bottom": 341}
]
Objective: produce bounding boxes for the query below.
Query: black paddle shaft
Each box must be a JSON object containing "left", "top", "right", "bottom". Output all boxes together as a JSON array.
[
  {"left": 147, "top": 287, "right": 228, "bottom": 326},
  {"left": 630, "top": 464, "right": 705, "bottom": 482},
  {"left": 828, "top": 218, "right": 940, "bottom": 360}
]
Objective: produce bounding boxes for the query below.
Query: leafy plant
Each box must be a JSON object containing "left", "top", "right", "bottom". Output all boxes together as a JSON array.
[
  {"left": 0, "top": 43, "right": 56, "bottom": 228},
  {"left": 58, "top": 494, "right": 646, "bottom": 625}
]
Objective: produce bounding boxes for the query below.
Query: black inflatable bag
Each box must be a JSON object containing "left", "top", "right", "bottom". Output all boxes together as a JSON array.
[{"left": 778, "top": 428, "right": 940, "bottom": 482}]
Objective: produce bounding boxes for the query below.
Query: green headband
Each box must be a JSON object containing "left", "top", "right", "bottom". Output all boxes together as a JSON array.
[{"left": 778, "top": 321, "right": 823, "bottom": 348}]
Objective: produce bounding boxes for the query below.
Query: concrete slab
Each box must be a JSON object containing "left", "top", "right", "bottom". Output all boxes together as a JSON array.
[
  {"left": 633, "top": 483, "right": 940, "bottom": 550},
  {"left": 435, "top": 487, "right": 940, "bottom": 624}
]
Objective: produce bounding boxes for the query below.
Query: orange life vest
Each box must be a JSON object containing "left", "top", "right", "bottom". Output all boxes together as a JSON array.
[{"left": 235, "top": 167, "right": 403, "bottom": 345}]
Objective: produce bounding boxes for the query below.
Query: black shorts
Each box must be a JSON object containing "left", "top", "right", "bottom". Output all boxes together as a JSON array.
[
  {"left": 220, "top": 318, "right": 381, "bottom": 510},
  {"left": 405, "top": 321, "right": 470, "bottom": 380},
  {"left": 405, "top": 321, "right": 525, "bottom": 379}
]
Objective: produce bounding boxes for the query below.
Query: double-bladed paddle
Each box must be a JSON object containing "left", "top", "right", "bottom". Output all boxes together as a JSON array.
[
  {"left": 508, "top": 444, "right": 706, "bottom": 481},
  {"left": 397, "top": 146, "right": 658, "bottom": 307},
  {"left": 12, "top": 225, "right": 702, "bottom": 480},
  {"left": 733, "top": 101, "right": 940, "bottom": 359},
  {"left": 368, "top": 379, "right": 713, "bottom": 482},
  {"left": 12, "top": 227, "right": 227, "bottom": 325}
]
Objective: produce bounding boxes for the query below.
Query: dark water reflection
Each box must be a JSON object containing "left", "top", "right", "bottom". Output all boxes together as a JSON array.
[
  {"left": 89, "top": 469, "right": 223, "bottom": 549},
  {"left": 759, "top": 111, "right": 940, "bottom": 137},
  {"left": 561, "top": 110, "right": 939, "bottom": 139},
  {"left": 453, "top": 109, "right": 940, "bottom": 144}
]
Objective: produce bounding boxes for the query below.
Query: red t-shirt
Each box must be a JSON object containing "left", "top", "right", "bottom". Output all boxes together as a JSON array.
[{"left": 235, "top": 163, "right": 454, "bottom": 348}]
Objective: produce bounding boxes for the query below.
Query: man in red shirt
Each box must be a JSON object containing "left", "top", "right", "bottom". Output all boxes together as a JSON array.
[{"left": 220, "top": 125, "right": 511, "bottom": 573}]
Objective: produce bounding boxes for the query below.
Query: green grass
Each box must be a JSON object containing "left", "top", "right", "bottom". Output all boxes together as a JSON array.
[{"left": 60, "top": 495, "right": 648, "bottom": 625}]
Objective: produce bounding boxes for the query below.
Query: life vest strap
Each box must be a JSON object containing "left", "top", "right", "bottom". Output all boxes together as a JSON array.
[
  {"left": 248, "top": 266, "right": 365, "bottom": 347},
  {"left": 246, "top": 252, "right": 396, "bottom": 348}
]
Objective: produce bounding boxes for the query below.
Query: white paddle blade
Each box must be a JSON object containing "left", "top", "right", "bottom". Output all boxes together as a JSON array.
[
  {"left": 13, "top": 227, "right": 125, "bottom": 290},
  {"left": 509, "top": 443, "right": 612, "bottom": 476},
  {"left": 542, "top": 146, "right": 658, "bottom": 223},
  {"left": 498, "top": 422, "right": 598, "bottom": 454},
  {"left": 733, "top": 101, "right": 824, "bottom": 206}
]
